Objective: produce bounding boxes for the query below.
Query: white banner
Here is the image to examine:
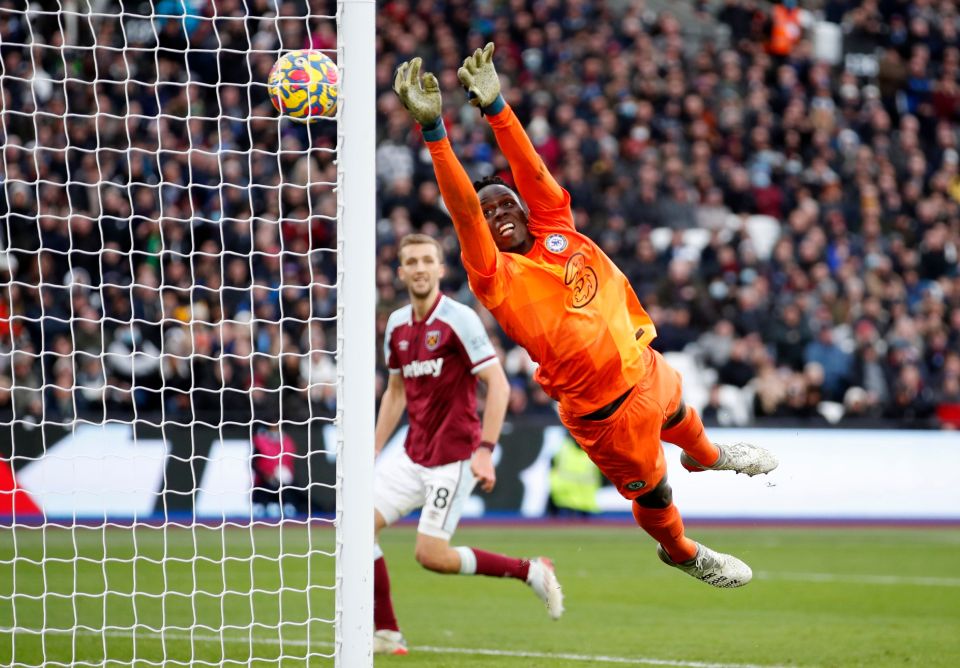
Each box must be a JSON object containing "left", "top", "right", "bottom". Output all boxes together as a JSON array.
[
  {"left": 16, "top": 424, "right": 168, "bottom": 518},
  {"left": 9, "top": 426, "right": 959, "bottom": 520},
  {"left": 598, "top": 429, "right": 960, "bottom": 520}
]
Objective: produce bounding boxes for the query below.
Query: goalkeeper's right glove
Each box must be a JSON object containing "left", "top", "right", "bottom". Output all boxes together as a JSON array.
[
  {"left": 393, "top": 57, "right": 442, "bottom": 129},
  {"left": 457, "top": 42, "right": 504, "bottom": 114}
]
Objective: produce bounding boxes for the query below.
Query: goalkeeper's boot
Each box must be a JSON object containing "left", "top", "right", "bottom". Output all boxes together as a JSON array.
[
  {"left": 681, "top": 442, "right": 778, "bottom": 476},
  {"left": 526, "top": 557, "right": 564, "bottom": 620},
  {"left": 373, "top": 629, "right": 408, "bottom": 655},
  {"left": 657, "top": 542, "right": 752, "bottom": 588}
]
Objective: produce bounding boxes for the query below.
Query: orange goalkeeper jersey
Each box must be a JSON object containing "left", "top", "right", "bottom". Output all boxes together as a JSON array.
[{"left": 426, "top": 103, "right": 657, "bottom": 416}]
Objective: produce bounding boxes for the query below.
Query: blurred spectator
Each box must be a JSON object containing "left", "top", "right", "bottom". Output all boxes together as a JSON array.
[
  {"left": 768, "top": 303, "right": 812, "bottom": 371},
  {"left": 506, "top": 378, "right": 530, "bottom": 416},
  {"left": 653, "top": 306, "right": 700, "bottom": 353},
  {"left": 885, "top": 363, "right": 937, "bottom": 423},
  {"left": 696, "top": 319, "right": 735, "bottom": 366},
  {"left": 843, "top": 386, "right": 881, "bottom": 421},
  {"left": 718, "top": 339, "right": 755, "bottom": 388},
  {"left": 766, "top": 1, "right": 804, "bottom": 59},
  {"left": 250, "top": 422, "right": 323, "bottom": 518},
  {"left": 547, "top": 436, "right": 601, "bottom": 519},
  {"left": 803, "top": 326, "right": 853, "bottom": 401}
]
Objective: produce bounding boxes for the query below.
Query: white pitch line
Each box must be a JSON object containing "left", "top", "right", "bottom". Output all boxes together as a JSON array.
[
  {"left": 2, "top": 628, "right": 790, "bottom": 668},
  {"left": 756, "top": 571, "right": 960, "bottom": 587},
  {"left": 404, "top": 643, "right": 785, "bottom": 667}
]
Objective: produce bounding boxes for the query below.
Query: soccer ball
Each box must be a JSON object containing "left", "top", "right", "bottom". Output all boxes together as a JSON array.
[{"left": 268, "top": 50, "right": 338, "bottom": 122}]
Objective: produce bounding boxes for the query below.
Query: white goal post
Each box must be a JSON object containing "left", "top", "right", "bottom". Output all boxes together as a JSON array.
[
  {"left": 336, "top": 0, "right": 375, "bottom": 665},
  {"left": 0, "top": 1, "right": 375, "bottom": 666}
]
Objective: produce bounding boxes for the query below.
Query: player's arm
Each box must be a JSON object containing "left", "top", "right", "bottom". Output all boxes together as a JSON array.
[
  {"left": 458, "top": 43, "right": 569, "bottom": 215},
  {"left": 455, "top": 306, "right": 508, "bottom": 493},
  {"left": 374, "top": 372, "right": 406, "bottom": 457},
  {"left": 472, "top": 361, "right": 509, "bottom": 493},
  {"left": 426, "top": 137, "right": 500, "bottom": 277},
  {"left": 393, "top": 58, "right": 499, "bottom": 279}
]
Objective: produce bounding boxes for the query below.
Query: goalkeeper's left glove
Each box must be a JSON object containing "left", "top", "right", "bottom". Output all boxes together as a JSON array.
[
  {"left": 393, "top": 57, "right": 442, "bottom": 128},
  {"left": 457, "top": 42, "right": 503, "bottom": 113}
]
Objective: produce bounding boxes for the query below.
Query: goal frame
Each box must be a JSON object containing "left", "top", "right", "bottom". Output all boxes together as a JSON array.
[{"left": 335, "top": 1, "right": 376, "bottom": 665}]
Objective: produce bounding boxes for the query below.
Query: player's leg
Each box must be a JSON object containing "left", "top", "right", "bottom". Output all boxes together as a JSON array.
[
  {"left": 631, "top": 476, "right": 698, "bottom": 563},
  {"left": 415, "top": 460, "right": 526, "bottom": 580},
  {"left": 632, "top": 477, "right": 751, "bottom": 587},
  {"left": 652, "top": 349, "right": 777, "bottom": 476},
  {"left": 561, "top": 385, "right": 751, "bottom": 587},
  {"left": 416, "top": 459, "right": 564, "bottom": 619},
  {"left": 561, "top": 389, "right": 699, "bottom": 562},
  {"left": 372, "top": 509, "right": 404, "bottom": 652},
  {"left": 659, "top": 401, "right": 721, "bottom": 468},
  {"left": 372, "top": 452, "right": 427, "bottom": 655},
  {"left": 663, "top": 400, "right": 778, "bottom": 476},
  {"left": 646, "top": 347, "right": 722, "bottom": 466}
]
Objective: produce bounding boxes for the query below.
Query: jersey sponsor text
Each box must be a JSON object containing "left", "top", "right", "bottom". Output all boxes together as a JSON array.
[{"left": 402, "top": 358, "right": 444, "bottom": 378}]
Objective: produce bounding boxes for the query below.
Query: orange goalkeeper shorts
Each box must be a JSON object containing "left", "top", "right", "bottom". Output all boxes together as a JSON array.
[{"left": 559, "top": 347, "right": 683, "bottom": 500}]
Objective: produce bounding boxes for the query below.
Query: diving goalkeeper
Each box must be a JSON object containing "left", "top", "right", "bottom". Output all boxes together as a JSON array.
[{"left": 393, "top": 44, "right": 779, "bottom": 587}]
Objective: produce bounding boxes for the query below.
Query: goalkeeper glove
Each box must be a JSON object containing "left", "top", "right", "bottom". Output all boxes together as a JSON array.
[
  {"left": 393, "top": 57, "right": 442, "bottom": 128},
  {"left": 457, "top": 42, "right": 503, "bottom": 114}
]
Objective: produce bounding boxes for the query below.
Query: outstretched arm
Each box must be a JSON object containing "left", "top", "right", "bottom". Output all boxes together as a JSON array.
[
  {"left": 393, "top": 58, "right": 499, "bottom": 280},
  {"left": 425, "top": 136, "right": 499, "bottom": 277},
  {"left": 486, "top": 103, "right": 568, "bottom": 212},
  {"left": 458, "top": 43, "right": 568, "bottom": 213}
]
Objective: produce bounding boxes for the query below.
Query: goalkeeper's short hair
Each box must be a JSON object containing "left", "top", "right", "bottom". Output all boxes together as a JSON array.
[{"left": 473, "top": 174, "right": 516, "bottom": 194}]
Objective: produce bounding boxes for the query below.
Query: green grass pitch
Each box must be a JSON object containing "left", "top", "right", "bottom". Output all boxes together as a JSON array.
[{"left": 1, "top": 523, "right": 958, "bottom": 667}]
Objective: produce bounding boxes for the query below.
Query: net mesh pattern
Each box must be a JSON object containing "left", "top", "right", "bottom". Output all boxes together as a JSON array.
[{"left": 1, "top": 1, "right": 342, "bottom": 664}]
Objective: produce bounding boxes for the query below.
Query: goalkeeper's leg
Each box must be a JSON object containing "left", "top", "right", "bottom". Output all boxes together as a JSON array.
[
  {"left": 633, "top": 477, "right": 752, "bottom": 588},
  {"left": 560, "top": 383, "right": 703, "bottom": 565},
  {"left": 644, "top": 347, "right": 722, "bottom": 467},
  {"left": 660, "top": 402, "right": 721, "bottom": 467},
  {"left": 653, "top": 349, "right": 777, "bottom": 476},
  {"left": 663, "top": 402, "right": 778, "bottom": 476}
]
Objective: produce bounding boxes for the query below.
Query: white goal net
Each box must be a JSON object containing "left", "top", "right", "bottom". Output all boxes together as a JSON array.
[{"left": 0, "top": 1, "right": 373, "bottom": 665}]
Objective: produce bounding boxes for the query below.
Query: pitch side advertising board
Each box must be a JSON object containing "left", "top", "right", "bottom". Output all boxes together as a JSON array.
[{"left": 2, "top": 423, "right": 958, "bottom": 522}]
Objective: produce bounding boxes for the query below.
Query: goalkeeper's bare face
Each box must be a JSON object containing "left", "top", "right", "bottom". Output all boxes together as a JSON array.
[{"left": 478, "top": 184, "right": 534, "bottom": 253}]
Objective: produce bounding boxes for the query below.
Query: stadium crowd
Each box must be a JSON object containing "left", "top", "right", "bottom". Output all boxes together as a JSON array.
[
  {"left": 373, "top": 0, "right": 960, "bottom": 429},
  {"left": 0, "top": 0, "right": 958, "bottom": 430},
  {"left": 0, "top": 0, "right": 341, "bottom": 426}
]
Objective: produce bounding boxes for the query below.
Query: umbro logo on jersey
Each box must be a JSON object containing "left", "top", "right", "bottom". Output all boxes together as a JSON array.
[
  {"left": 398, "top": 340, "right": 409, "bottom": 351},
  {"left": 545, "top": 233, "right": 568, "bottom": 253},
  {"left": 402, "top": 358, "right": 444, "bottom": 378}
]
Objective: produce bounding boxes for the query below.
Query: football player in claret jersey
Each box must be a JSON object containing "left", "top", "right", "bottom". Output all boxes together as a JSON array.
[
  {"left": 393, "top": 45, "right": 779, "bottom": 591},
  {"left": 372, "top": 234, "right": 564, "bottom": 656}
]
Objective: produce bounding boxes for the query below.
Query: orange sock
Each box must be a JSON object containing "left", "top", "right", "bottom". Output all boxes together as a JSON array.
[
  {"left": 632, "top": 502, "right": 698, "bottom": 563},
  {"left": 660, "top": 406, "right": 720, "bottom": 467}
]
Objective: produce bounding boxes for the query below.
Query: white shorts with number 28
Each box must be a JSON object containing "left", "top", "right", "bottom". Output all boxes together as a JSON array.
[{"left": 374, "top": 449, "right": 477, "bottom": 540}]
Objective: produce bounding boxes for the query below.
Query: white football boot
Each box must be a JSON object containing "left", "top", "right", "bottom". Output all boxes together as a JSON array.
[
  {"left": 526, "top": 557, "right": 564, "bottom": 620},
  {"left": 657, "top": 542, "right": 752, "bottom": 588},
  {"left": 373, "top": 629, "right": 408, "bottom": 655},
  {"left": 681, "top": 442, "right": 778, "bottom": 477}
]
